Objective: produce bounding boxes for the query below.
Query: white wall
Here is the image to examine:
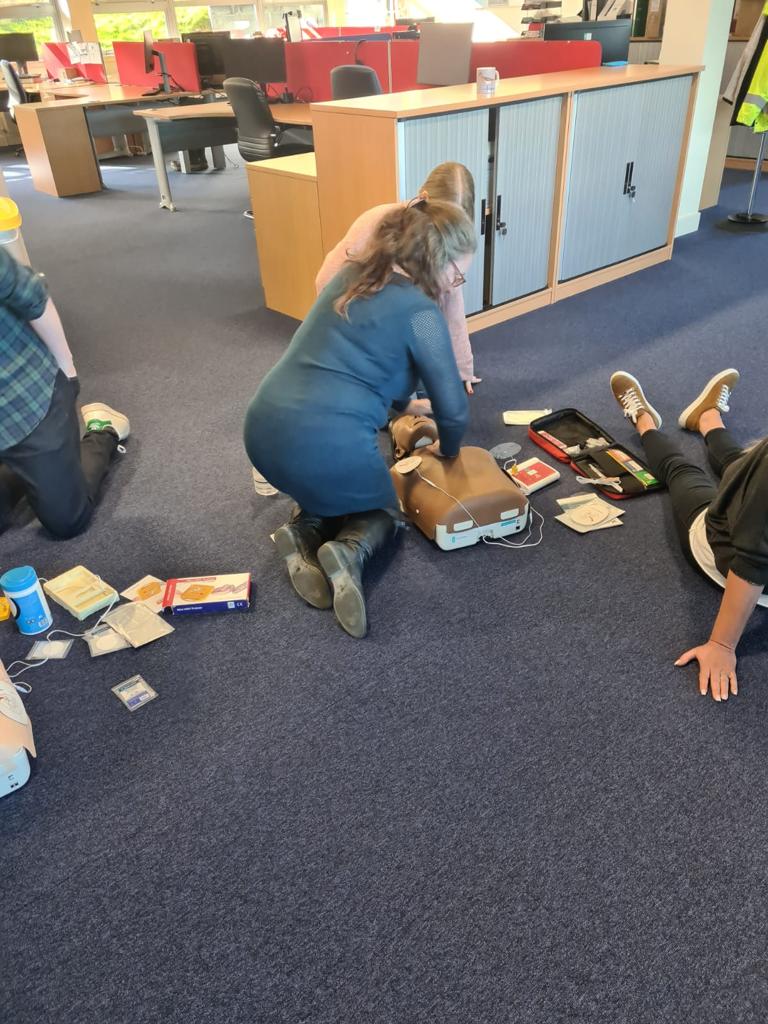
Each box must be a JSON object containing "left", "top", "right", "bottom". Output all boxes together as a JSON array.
[{"left": 659, "top": 0, "right": 733, "bottom": 235}]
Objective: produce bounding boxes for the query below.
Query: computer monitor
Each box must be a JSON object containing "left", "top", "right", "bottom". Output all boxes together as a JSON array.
[
  {"left": 543, "top": 19, "right": 631, "bottom": 64},
  {"left": 0, "top": 33, "right": 38, "bottom": 74},
  {"left": 416, "top": 22, "right": 473, "bottom": 87},
  {"left": 221, "top": 38, "right": 286, "bottom": 85},
  {"left": 143, "top": 29, "right": 154, "bottom": 74},
  {"left": 182, "top": 31, "right": 230, "bottom": 79},
  {"left": 142, "top": 30, "right": 172, "bottom": 94}
]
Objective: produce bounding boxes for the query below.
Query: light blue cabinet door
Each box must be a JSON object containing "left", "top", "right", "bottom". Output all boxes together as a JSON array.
[
  {"left": 492, "top": 95, "right": 562, "bottom": 305},
  {"left": 630, "top": 75, "right": 692, "bottom": 256},
  {"left": 398, "top": 108, "right": 489, "bottom": 315},
  {"left": 560, "top": 76, "right": 692, "bottom": 282},
  {"left": 559, "top": 84, "right": 640, "bottom": 282}
]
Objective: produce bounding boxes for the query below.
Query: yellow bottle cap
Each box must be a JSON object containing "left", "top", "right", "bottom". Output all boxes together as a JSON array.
[{"left": 0, "top": 197, "right": 22, "bottom": 233}]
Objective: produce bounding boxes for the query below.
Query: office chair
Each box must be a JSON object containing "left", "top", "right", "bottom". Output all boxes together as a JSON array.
[
  {"left": 331, "top": 65, "right": 382, "bottom": 101},
  {"left": 1, "top": 60, "right": 28, "bottom": 155},
  {"left": 223, "top": 77, "right": 313, "bottom": 218}
]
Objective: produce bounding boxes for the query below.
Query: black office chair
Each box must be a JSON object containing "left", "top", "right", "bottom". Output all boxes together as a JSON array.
[
  {"left": 330, "top": 65, "right": 382, "bottom": 101},
  {"left": 1, "top": 60, "right": 28, "bottom": 155},
  {"left": 224, "top": 77, "right": 313, "bottom": 217}
]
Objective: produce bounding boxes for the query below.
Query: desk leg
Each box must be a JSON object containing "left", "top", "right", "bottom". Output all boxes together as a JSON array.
[
  {"left": 145, "top": 118, "right": 176, "bottom": 212},
  {"left": 211, "top": 146, "right": 225, "bottom": 170}
]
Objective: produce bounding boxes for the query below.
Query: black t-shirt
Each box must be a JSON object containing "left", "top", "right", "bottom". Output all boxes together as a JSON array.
[{"left": 706, "top": 438, "right": 768, "bottom": 589}]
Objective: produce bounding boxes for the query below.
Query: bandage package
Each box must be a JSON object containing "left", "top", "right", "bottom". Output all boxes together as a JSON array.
[
  {"left": 162, "top": 574, "right": 251, "bottom": 615},
  {"left": 104, "top": 603, "right": 175, "bottom": 648}
]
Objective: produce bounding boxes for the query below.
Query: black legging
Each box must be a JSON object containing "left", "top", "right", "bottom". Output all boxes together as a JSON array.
[{"left": 640, "top": 427, "right": 745, "bottom": 564}]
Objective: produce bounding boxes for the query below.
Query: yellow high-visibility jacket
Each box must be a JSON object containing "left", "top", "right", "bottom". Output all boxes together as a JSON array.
[{"left": 737, "top": 1, "right": 768, "bottom": 132}]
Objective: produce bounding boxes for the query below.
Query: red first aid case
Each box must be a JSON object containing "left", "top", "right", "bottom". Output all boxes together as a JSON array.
[{"left": 528, "top": 408, "right": 663, "bottom": 500}]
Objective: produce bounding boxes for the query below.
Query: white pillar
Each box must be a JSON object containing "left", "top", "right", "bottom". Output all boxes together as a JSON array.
[{"left": 660, "top": 0, "right": 733, "bottom": 236}]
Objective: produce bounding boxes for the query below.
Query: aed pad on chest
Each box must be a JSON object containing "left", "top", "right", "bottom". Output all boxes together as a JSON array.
[{"left": 391, "top": 446, "right": 529, "bottom": 551}]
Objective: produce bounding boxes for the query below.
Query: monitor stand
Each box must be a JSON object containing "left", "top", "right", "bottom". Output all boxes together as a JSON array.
[{"left": 143, "top": 51, "right": 175, "bottom": 96}]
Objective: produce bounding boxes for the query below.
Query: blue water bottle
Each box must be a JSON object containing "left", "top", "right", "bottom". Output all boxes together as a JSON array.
[{"left": 0, "top": 566, "right": 53, "bottom": 636}]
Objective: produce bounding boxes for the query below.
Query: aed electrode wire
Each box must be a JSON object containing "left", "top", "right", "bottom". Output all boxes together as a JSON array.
[{"left": 7, "top": 576, "right": 121, "bottom": 685}]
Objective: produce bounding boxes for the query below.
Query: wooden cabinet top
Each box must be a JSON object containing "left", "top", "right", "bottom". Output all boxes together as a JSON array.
[{"left": 311, "top": 64, "right": 701, "bottom": 120}]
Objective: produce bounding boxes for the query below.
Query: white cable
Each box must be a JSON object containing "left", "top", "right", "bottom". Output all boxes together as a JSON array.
[
  {"left": 483, "top": 507, "right": 545, "bottom": 550},
  {"left": 46, "top": 579, "right": 120, "bottom": 642},
  {"left": 7, "top": 659, "right": 47, "bottom": 682}
]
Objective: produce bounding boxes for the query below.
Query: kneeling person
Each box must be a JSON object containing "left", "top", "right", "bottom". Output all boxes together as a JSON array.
[
  {"left": 0, "top": 246, "right": 129, "bottom": 538},
  {"left": 245, "top": 198, "right": 475, "bottom": 638}
]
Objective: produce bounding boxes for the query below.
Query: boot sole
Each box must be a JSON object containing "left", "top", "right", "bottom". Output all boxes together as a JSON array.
[
  {"left": 274, "top": 527, "right": 332, "bottom": 610},
  {"left": 317, "top": 543, "right": 367, "bottom": 639}
]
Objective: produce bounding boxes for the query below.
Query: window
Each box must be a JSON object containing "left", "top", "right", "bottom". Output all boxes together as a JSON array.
[
  {"left": 93, "top": 7, "right": 169, "bottom": 50},
  {"left": 174, "top": 4, "right": 259, "bottom": 37},
  {"left": 0, "top": 2, "right": 60, "bottom": 49},
  {"left": 260, "top": 2, "right": 326, "bottom": 31}
]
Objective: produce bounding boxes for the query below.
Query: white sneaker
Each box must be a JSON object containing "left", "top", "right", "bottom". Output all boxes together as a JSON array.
[
  {"left": 80, "top": 403, "right": 131, "bottom": 441},
  {"left": 609, "top": 371, "right": 662, "bottom": 429}
]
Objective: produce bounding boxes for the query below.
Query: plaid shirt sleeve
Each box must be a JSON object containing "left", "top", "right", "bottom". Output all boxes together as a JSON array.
[{"left": 0, "top": 247, "right": 48, "bottom": 321}]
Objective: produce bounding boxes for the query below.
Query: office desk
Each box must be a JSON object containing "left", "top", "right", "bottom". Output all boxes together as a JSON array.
[
  {"left": 137, "top": 102, "right": 313, "bottom": 211},
  {"left": 15, "top": 86, "right": 199, "bottom": 198},
  {"left": 139, "top": 100, "right": 312, "bottom": 126},
  {"left": 246, "top": 153, "right": 320, "bottom": 320}
]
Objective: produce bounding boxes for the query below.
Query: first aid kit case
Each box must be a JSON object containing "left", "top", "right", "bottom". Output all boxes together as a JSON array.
[{"left": 529, "top": 408, "right": 663, "bottom": 500}]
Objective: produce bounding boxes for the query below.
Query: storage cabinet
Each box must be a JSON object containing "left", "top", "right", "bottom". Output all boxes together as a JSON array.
[
  {"left": 491, "top": 95, "right": 563, "bottom": 305},
  {"left": 397, "top": 108, "right": 488, "bottom": 315},
  {"left": 397, "top": 96, "right": 563, "bottom": 313},
  {"left": 559, "top": 75, "right": 692, "bottom": 282},
  {"left": 311, "top": 65, "right": 698, "bottom": 331}
]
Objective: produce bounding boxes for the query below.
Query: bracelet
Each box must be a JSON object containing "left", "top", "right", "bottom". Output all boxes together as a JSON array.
[{"left": 709, "top": 638, "right": 736, "bottom": 652}]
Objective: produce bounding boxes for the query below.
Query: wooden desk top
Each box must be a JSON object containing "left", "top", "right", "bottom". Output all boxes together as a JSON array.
[
  {"left": 22, "top": 84, "right": 199, "bottom": 110},
  {"left": 312, "top": 64, "right": 702, "bottom": 119},
  {"left": 137, "top": 100, "right": 312, "bottom": 126},
  {"left": 246, "top": 152, "right": 316, "bottom": 181}
]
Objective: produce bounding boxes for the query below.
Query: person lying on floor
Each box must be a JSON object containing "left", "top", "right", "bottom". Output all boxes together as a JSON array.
[
  {"left": 245, "top": 197, "right": 475, "bottom": 638},
  {"left": 315, "top": 161, "right": 481, "bottom": 409},
  {"left": 610, "top": 368, "right": 766, "bottom": 703},
  {"left": 0, "top": 246, "right": 129, "bottom": 539}
]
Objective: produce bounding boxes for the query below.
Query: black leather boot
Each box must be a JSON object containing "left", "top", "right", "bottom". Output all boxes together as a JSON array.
[
  {"left": 316, "top": 510, "right": 398, "bottom": 638},
  {"left": 273, "top": 508, "right": 343, "bottom": 609}
]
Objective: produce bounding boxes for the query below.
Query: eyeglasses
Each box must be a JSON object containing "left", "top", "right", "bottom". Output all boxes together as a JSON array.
[{"left": 450, "top": 260, "right": 466, "bottom": 289}]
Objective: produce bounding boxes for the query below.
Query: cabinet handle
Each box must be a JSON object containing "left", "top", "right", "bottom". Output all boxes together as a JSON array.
[
  {"left": 481, "top": 198, "right": 487, "bottom": 236},
  {"left": 623, "top": 161, "right": 637, "bottom": 200},
  {"left": 495, "top": 194, "right": 507, "bottom": 236}
]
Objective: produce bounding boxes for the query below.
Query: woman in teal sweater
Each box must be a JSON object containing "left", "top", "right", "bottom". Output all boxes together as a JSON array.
[{"left": 245, "top": 198, "right": 475, "bottom": 639}]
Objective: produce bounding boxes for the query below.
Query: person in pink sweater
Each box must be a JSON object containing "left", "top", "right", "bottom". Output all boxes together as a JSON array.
[{"left": 315, "top": 162, "right": 480, "bottom": 408}]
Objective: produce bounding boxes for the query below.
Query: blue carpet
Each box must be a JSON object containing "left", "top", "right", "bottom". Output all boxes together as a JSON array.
[{"left": 1, "top": 151, "right": 767, "bottom": 1024}]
